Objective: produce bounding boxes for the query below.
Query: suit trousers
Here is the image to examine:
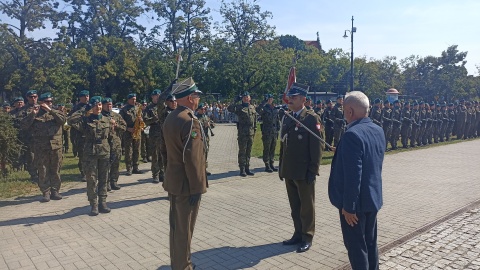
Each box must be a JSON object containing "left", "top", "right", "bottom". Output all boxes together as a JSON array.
[
  {"left": 169, "top": 194, "right": 200, "bottom": 270},
  {"left": 340, "top": 210, "right": 379, "bottom": 270},
  {"left": 285, "top": 179, "right": 315, "bottom": 242}
]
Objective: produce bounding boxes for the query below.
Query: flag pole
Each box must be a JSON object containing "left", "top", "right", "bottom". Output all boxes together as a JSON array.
[{"left": 175, "top": 46, "right": 183, "bottom": 80}]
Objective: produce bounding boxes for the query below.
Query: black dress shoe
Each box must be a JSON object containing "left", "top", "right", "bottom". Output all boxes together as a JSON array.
[
  {"left": 282, "top": 237, "right": 302, "bottom": 245},
  {"left": 296, "top": 242, "right": 312, "bottom": 253}
]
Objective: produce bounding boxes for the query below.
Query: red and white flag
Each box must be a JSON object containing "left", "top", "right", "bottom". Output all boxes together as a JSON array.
[{"left": 282, "top": 66, "right": 296, "bottom": 104}]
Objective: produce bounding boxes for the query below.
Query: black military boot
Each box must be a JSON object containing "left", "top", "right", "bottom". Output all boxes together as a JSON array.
[
  {"left": 245, "top": 166, "right": 255, "bottom": 176},
  {"left": 132, "top": 166, "right": 144, "bottom": 174},
  {"left": 41, "top": 191, "right": 50, "bottom": 203},
  {"left": 99, "top": 201, "right": 111, "bottom": 213},
  {"left": 110, "top": 181, "right": 121, "bottom": 190},
  {"left": 90, "top": 202, "right": 99, "bottom": 216},
  {"left": 264, "top": 163, "right": 273, "bottom": 173},
  {"left": 159, "top": 172, "right": 165, "bottom": 182},
  {"left": 269, "top": 162, "right": 278, "bottom": 172},
  {"left": 50, "top": 189, "right": 63, "bottom": 200},
  {"left": 239, "top": 167, "right": 247, "bottom": 177}
]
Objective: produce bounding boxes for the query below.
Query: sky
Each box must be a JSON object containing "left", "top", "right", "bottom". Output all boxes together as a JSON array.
[{"left": 1, "top": 0, "right": 479, "bottom": 75}]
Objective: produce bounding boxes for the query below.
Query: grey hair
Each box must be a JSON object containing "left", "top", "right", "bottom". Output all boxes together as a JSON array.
[{"left": 344, "top": 91, "right": 370, "bottom": 116}]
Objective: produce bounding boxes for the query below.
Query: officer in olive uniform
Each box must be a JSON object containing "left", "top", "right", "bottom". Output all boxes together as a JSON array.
[
  {"left": 330, "top": 95, "right": 345, "bottom": 147},
  {"left": 120, "top": 93, "right": 144, "bottom": 175},
  {"left": 322, "top": 100, "right": 334, "bottom": 151},
  {"left": 382, "top": 100, "right": 392, "bottom": 149},
  {"left": 195, "top": 103, "right": 214, "bottom": 175},
  {"left": 369, "top": 99, "right": 383, "bottom": 127},
  {"left": 390, "top": 100, "right": 402, "bottom": 150},
  {"left": 101, "top": 98, "right": 126, "bottom": 190},
  {"left": 21, "top": 92, "right": 66, "bottom": 202},
  {"left": 162, "top": 77, "right": 207, "bottom": 270},
  {"left": 69, "top": 96, "right": 114, "bottom": 216},
  {"left": 227, "top": 91, "right": 257, "bottom": 177},
  {"left": 256, "top": 94, "right": 280, "bottom": 173},
  {"left": 18, "top": 90, "right": 40, "bottom": 182},
  {"left": 279, "top": 83, "right": 323, "bottom": 254}
]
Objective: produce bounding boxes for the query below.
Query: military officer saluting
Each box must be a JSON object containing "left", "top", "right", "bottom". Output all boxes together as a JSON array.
[
  {"left": 162, "top": 78, "right": 207, "bottom": 270},
  {"left": 279, "top": 83, "right": 324, "bottom": 253},
  {"left": 227, "top": 91, "right": 257, "bottom": 177}
]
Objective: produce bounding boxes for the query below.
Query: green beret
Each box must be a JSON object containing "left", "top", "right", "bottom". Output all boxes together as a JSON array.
[
  {"left": 316, "top": 100, "right": 322, "bottom": 105},
  {"left": 39, "top": 92, "right": 53, "bottom": 101},
  {"left": 429, "top": 102, "right": 435, "bottom": 106},
  {"left": 26, "top": 90, "right": 37, "bottom": 97},
  {"left": 242, "top": 91, "right": 250, "bottom": 97},
  {"left": 13, "top": 97, "right": 24, "bottom": 103},
  {"left": 89, "top": 96, "right": 102, "bottom": 105},
  {"left": 102, "top": 98, "right": 113, "bottom": 104},
  {"left": 2, "top": 102, "right": 11, "bottom": 108},
  {"left": 326, "top": 100, "right": 332, "bottom": 104},
  {"left": 127, "top": 93, "right": 136, "bottom": 99},
  {"left": 449, "top": 103, "right": 454, "bottom": 106},
  {"left": 404, "top": 101, "right": 410, "bottom": 106},
  {"left": 151, "top": 89, "right": 161, "bottom": 96},
  {"left": 384, "top": 99, "right": 390, "bottom": 104},
  {"left": 166, "top": 94, "right": 176, "bottom": 101},
  {"left": 419, "top": 101, "right": 424, "bottom": 105},
  {"left": 197, "top": 103, "right": 204, "bottom": 110},
  {"left": 337, "top": 95, "right": 344, "bottom": 100},
  {"left": 393, "top": 100, "right": 400, "bottom": 104},
  {"left": 373, "top": 98, "right": 381, "bottom": 104},
  {"left": 264, "top": 94, "right": 273, "bottom": 99},
  {"left": 305, "top": 96, "right": 311, "bottom": 101},
  {"left": 78, "top": 90, "right": 90, "bottom": 97}
]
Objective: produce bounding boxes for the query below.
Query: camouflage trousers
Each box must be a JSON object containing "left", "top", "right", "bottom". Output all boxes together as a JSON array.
[
  {"left": 410, "top": 125, "right": 420, "bottom": 146},
  {"left": 109, "top": 147, "right": 122, "bottom": 183},
  {"left": 150, "top": 136, "right": 164, "bottom": 179},
  {"left": 383, "top": 124, "right": 392, "bottom": 148},
  {"left": 124, "top": 132, "right": 140, "bottom": 171},
  {"left": 262, "top": 133, "right": 277, "bottom": 164},
  {"left": 238, "top": 135, "right": 254, "bottom": 167},
  {"left": 390, "top": 125, "right": 401, "bottom": 148},
  {"left": 455, "top": 121, "right": 465, "bottom": 139},
  {"left": 325, "top": 126, "right": 334, "bottom": 149},
  {"left": 333, "top": 127, "right": 345, "bottom": 147},
  {"left": 77, "top": 137, "right": 85, "bottom": 177},
  {"left": 141, "top": 132, "right": 151, "bottom": 159},
  {"left": 400, "top": 124, "right": 412, "bottom": 147},
  {"left": 34, "top": 147, "right": 62, "bottom": 193},
  {"left": 21, "top": 141, "right": 38, "bottom": 180},
  {"left": 84, "top": 156, "right": 109, "bottom": 203}
]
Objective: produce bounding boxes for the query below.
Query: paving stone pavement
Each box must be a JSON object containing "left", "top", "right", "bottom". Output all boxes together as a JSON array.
[{"left": 1, "top": 124, "right": 480, "bottom": 270}]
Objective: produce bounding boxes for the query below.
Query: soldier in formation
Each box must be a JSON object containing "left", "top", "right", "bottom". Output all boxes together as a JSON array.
[
  {"left": 120, "top": 93, "right": 144, "bottom": 176},
  {"left": 227, "top": 91, "right": 257, "bottom": 177},
  {"left": 195, "top": 103, "right": 214, "bottom": 176},
  {"left": 256, "top": 94, "right": 280, "bottom": 173}
]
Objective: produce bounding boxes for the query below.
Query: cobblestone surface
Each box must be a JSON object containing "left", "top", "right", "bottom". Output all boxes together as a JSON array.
[
  {"left": 0, "top": 124, "right": 479, "bottom": 270},
  {"left": 380, "top": 208, "right": 480, "bottom": 270}
]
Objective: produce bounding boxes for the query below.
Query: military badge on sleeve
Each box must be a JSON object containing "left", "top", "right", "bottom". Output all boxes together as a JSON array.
[{"left": 191, "top": 130, "right": 198, "bottom": 139}]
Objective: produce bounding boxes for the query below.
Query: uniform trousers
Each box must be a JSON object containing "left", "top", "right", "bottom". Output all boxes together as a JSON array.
[
  {"left": 261, "top": 133, "right": 276, "bottom": 164},
  {"left": 84, "top": 157, "right": 109, "bottom": 203},
  {"left": 123, "top": 132, "right": 140, "bottom": 171},
  {"left": 169, "top": 194, "right": 200, "bottom": 270},
  {"left": 34, "top": 147, "right": 62, "bottom": 193},
  {"left": 109, "top": 147, "right": 122, "bottom": 183},
  {"left": 150, "top": 135, "right": 164, "bottom": 178},
  {"left": 237, "top": 135, "right": 253, "bottom": 167},
  {"left": 340, "top": 210, "right": 379, "bottom": 270},
  {"left": 285, "top": 179, "right": 315, "bottom": 242}
]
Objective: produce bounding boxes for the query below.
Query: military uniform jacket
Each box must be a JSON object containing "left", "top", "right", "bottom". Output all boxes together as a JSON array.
[
  {"left": 68, "top": 112, "right": 113, "bottom": 158},
  {"left": 279, "top": 109, "right": 323, "bottom": 181},
  {"left": 256, "top": 103, "right": 279, "bottom": 136},
  {"left": 419, "top": 109, "right": 427, "bottom": 126},
  {"left": 382, "top": 108, "right": 392, "bottom": 127},
  {"left": 412, "top": 109, "right": 420, "bottom": 127},
  {"left": 196, "top": 113, "right": 213, "bottom": 141},
  {"left": 321, "top": 107, "right": 334, "bottom": 127},
  {"left": 102, "top": 110, "right": 126, "bottom": 150},
  {"left": 163, "top": 106, "right": 207, "bottom": 196},
  {"left": 21, "top": 108, "right": 66, "bottom": 150},
  {"left": 401, "top": 108, "right": 412, "bottom": 126},
  {"left": 370, "top": 106, "right": 383, "bottom": 127},
  {"left": 330, "top": 104, "right": 345, "bottom": 128},
  {"left": 120, "top": 104, "right": 140, "bottom": 129},
  {"left": 227, "top": 103, "right": 257, "bottom": 136},
  {"left": 143, "top": 102, "right": 161, "bottom": 137},
  {"left": 391, "top": 107, "right": 402, "bottom": 126},
  {"left": 425, "top": 110, "right": 433, "bottom": 126}
]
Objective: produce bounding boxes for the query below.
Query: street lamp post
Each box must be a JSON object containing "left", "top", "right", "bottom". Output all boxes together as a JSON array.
[{"left": 343, "top": 16, "right": 356, "bottom": 92}]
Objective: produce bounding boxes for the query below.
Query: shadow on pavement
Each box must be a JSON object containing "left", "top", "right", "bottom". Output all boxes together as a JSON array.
[
  {"left": 157, "top": 243, "right": 296, "bottom": 270},
  {"left": 0, "top": 197, "right": 167, "bottom": 227}
]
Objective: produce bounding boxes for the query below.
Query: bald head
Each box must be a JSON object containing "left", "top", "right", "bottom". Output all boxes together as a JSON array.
[{"left": 343, "top": 91, "right": 370, "bottom": 123}]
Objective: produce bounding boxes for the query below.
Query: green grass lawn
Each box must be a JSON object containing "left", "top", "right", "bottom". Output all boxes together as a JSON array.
[{"left": 0, "top": 142, "right": 126, "bottom": 199}]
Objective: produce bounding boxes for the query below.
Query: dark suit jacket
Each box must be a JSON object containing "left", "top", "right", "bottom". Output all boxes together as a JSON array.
[
  {"left": 279, "top": 108, "right": 324, "bottom": 180},
  {"left": 328, "top": 117, "right": 385, "bottom": 213}
]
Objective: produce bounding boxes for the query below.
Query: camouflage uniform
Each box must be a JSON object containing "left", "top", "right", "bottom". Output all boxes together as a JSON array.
[
  {"left": 418, "top": 104, "right": 427, "bottom": 146},
  {"left": 101, "top": 110, "right": 126, "bottom": 187},
  {"left": 9, "top": 107, "right": 27, "bottom": 171},
  {"left": 68, "top": 102, "right": 88, "bottom": 179},
  {"left": 157, "top": 91, "right": 176, "bottom": 171},
  {"left": 424, "top": 106, "right": 434, "bottom": 144},
  {"left": 433, "top": 107, "right": 442, "bottom": 143},
  {"left": 329, "top": 103, "right": 345, "bottom": 147},
  {"left": 439, "top": 106, "right": 449, "bottom": 142},
  {"left": 196, "top": 112, "right": 214, "bottom": 170},
  {"left": 400, "top": 106, "right": 412, "bottom": 148},
  {"left": 256, "top": 101, "right": 280, "bottom": 171},
  {"left": 390, "top": 104, "right": 402, "bottom": 149},
  {"left": 369, "top": 104, "right": 383, "bottom": 127},
  {"left": 410, "top": 107, "right": 420, "bottom": 147},
  {"left": 446, "top": 106, "right": 456, "bottom": 141},
  {"left": 143, "top": 100, "right": 164, "bottom": 182},
  {"left": 69, "top": 111, "right": 114, "bottom": 213},
  {"left": 382, "top": 105, "right": 392, "bottom": 149},
  {"left": 227, "top": 102, "right": 257, "bottom": 174},
  {"left": 21, "top": 107, "right": 65, "bottom": 198},
  {"left": 455, "top": 104, "right": 467, "bottom": 139},
  {"left": 321, "top": 106, "right": 334, "bottom": 150},
  {"left": 17, "top": 104, "right": 39, "bottom": 181},
  {"left": 120, "top": 104, "right": 141, "bottom": 173}
]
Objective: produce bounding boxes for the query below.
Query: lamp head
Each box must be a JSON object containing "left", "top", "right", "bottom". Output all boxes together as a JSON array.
[{"left": 343, "top": 31, "right": 348, "bottom": 38}]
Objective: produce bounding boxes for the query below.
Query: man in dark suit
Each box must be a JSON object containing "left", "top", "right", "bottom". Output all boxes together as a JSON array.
[
  {"left": 163, "top": 77, "right": 207, "bottom": 270},
  {"left": 328, "top": 91, "right": 386, "bottom": 270},
  {"left": 279, "top": 83, "right": 324, "bottom": 253}
]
